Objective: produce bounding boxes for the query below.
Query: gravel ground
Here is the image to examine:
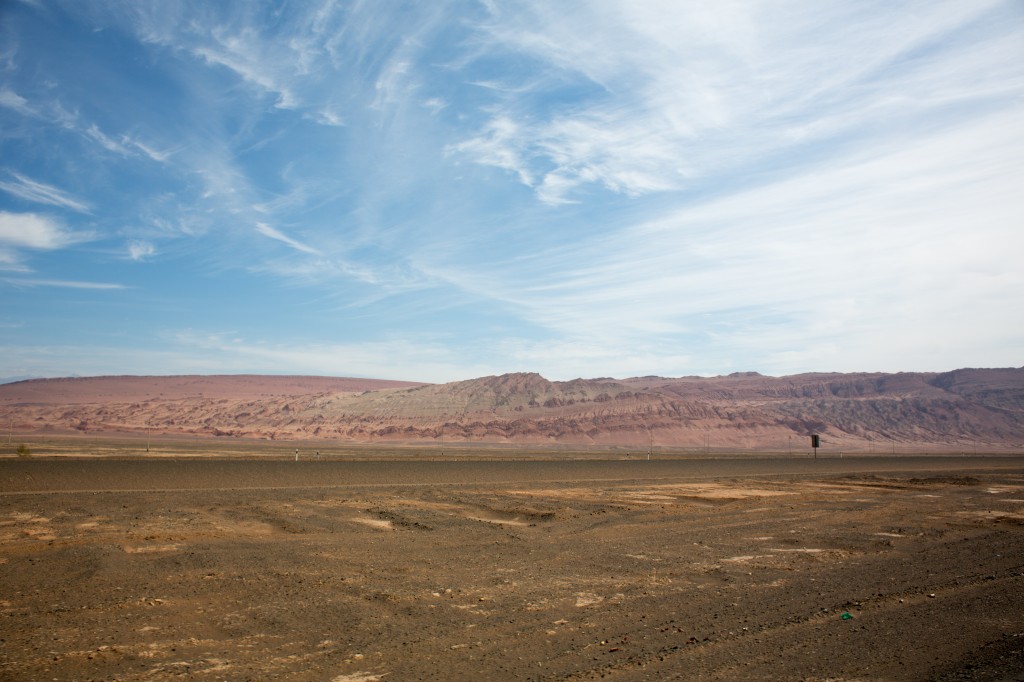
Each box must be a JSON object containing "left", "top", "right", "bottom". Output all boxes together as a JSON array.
[{"left": 1, "top": 456, "right": 1023, "bottom": 681}]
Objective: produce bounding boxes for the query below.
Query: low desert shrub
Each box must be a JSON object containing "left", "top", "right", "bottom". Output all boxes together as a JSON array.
[{"left": 16, "top": 443, "right": 31, "bottom": 457}]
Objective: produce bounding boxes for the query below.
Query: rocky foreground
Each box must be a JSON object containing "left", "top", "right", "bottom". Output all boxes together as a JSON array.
[
  {"left": 2, "top": 457, "right": 1023, "bottom": 680},
  {"left": 1, "top": 368, "right": 1023, "bottom": 451}
]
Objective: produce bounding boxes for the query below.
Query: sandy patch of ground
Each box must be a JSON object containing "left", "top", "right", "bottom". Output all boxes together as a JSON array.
[
  {"left": 507, "top": 482, "right": 795, "bottom": 506},
  {"left": 352, "top": 516, "right": 395, "bottom": 530}
]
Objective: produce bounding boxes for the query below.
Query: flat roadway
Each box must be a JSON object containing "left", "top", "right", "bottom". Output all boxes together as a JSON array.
[{"left": 2, "top": 455, "right": 1023, "bottom": 494}]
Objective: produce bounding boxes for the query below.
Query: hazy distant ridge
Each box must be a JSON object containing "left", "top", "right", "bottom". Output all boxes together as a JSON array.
[{"left": 1, "top": 369, "right": 1022, "bottom": 451}]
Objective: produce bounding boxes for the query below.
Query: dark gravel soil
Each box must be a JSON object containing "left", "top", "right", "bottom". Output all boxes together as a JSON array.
[{"left": 2, "top": 456, "right": 1023, "bottom": 681}]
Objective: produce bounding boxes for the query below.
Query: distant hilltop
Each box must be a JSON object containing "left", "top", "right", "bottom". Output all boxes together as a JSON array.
[
  {"left": 1, "top": 368, "right": 1023, "bottom": 452},
  {"left": 0, "top": 375, "right": 44, "bottom": 385}
]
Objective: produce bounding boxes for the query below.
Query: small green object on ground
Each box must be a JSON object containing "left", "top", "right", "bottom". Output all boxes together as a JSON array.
[{"left": 841, "top": 612, "right": 853, "bottom": 620}]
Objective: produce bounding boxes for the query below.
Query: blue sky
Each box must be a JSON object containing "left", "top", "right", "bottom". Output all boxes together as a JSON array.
[{"left": 1, "top": 0, "right": 1022, "bottom": 383}]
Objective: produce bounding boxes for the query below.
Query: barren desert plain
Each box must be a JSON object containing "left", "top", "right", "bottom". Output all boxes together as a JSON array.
[{"left": 2, "top": 444, "right": 1024, "bottom": 681}]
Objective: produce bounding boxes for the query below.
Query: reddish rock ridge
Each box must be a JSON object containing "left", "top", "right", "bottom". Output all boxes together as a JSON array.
[{"left": 1, "top": 369, "right": 1022, "bottom": 451}]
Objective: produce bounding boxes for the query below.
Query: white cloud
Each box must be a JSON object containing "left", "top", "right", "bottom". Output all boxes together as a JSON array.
[
  {"left": 494, "top": 337, "right": 696, "bottom": 381},
  {"left": 193, "top": 41, "right": 299, "bottom": 110},
  {"left": 127, "top": 240, "right": 156, "bottom": 261},
  {"left": 430, "top": 105, "right": 1024, "bottom": 376},
  {"left": 83, "top": 125, "right": 172, "bottom": 164},
  {"left": 0, "top": 343, "right": 196, "bottom": 379},
  {"left": 129, "top": 3, "right": 363, "bottom": 114},
  {"left": 170, "top": 330, "right": 491, "bottom": 383},
  {"left": 0, "top": 212, "right": 94, "bottom": 275},
  {"left": 254, "top": 222, "right": 320, "bottom": 255},
  {"left": 0, "top": 173, "right": 91, "bottom": 212},
  {"left": 1, "top": 1, "right": 1021, "bottom": 382},
  {"left": 0, "top": 211, "right": 87, "bottom": 249},
  {"left": 85, "top": 124, "right": 132, "bottom": 155},
  {"left": 373, "top": 58, "right": 417, "bottom": 111},
  {"left": 306, "top": 108, "right": 344, "bottom": 127},
  {"left": 447, "top": 116, "right": 534, "bottom": 186},
  {"left": 2, "top": 278, "right": 125, "bottom": 290},
  {"left": 128, "top": 139, "right": 174, "bottom": 162},
  {"left": 0, "top": 334, "right": 489, "bottom": 383},
  {"left": 454, "top": 0, "right": 1020, "bottom": 204},
  {"left": 0, "top": 88, "right": 34, "bottom": 116},
  {"left": 0, "top": 249, "right": 30, "bottom": 272},
  {"left": 422, "top": 98, "right": 447, "bottom": 113}
]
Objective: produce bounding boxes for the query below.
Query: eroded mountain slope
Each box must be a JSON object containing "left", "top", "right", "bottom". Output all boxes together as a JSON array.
[{"left": 2, "top": 369, "right": 1022, "bottom": 450}]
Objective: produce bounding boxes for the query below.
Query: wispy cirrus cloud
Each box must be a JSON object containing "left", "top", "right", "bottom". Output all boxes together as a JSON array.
[
  {"left": 0, "top": 173, "right": 91, "bottom": 212},
  {"left": 169, "top": 329, "right": 492, "bottom": 382},
  {"left": 0, "top": 88, "right": 34, "bottom": 116},
  {"left": 124, "top": 1, "right": 357, "bottom": 115},
  {"left": 254, "top": 222, "right": 320, "bottom": 256},
  {"left": 433, "top": 103, "right": 1024, "bottom": 375},
  {"left": 447, "top": 116, "right": 534, "bottom": 187},
  {"left": 193, "top": 40, "right": 300, "bottom": 110},
  {"left": 1, "top": 84, "right": 173, "bottom": 164},
  {"left": 0, "top": 251, "right": 29, "bottom": 272},
  {"left": 84, "top": 124, "right": 132, "bottom": 155},
  {"left": 0, "top": 0, "right": 1020, "bottom": 381},
  {"left": 306, "top": 108, "right": 344, "bottom": 127},
  {"left": 83, "top": 124, "right": 172, "bottom": 162},
  {"left": 453, "top": 0, "right": 1020, "bottom": 205},
  {"left": 0, "top": 332, "right": 491, "bottom": 383},
  {"left": 2, "top": 278, "right": 125, "bottom": 290}
]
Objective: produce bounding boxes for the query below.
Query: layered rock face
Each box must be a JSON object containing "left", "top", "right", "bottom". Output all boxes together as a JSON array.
[{"left": 2, "top": 369, "right": 1022, "bottom": 451}]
